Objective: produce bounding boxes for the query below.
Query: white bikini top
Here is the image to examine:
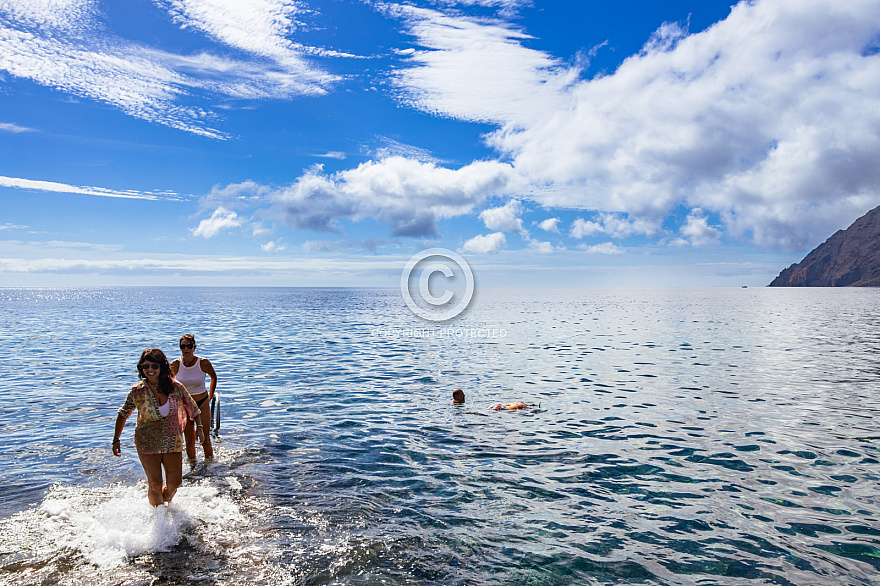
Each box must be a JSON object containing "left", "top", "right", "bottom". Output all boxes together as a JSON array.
[{"left": 157, "top": 399, "right": 171, "bottom": 418}]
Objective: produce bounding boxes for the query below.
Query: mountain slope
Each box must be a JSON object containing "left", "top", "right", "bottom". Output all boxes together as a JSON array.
[{"left": 768, "top": 205, "right": 880, "bottom": 287}]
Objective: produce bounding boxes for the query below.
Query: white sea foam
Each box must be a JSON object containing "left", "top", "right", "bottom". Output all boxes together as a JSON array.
[{"left": 33, "top": 480, "right": 243, "bottom": 568}]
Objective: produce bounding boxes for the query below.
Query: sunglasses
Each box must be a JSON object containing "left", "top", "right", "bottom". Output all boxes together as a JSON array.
[
  {"left": 179, "top": 343, "right": 195, "bottom": 349},
  {"left": 141, "top": 362, "right": 161, "bottom": 370}
]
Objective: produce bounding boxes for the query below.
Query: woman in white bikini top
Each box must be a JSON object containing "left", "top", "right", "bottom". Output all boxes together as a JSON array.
[{"left": 171, "top": 334, "right": 218, "bottom": 463}]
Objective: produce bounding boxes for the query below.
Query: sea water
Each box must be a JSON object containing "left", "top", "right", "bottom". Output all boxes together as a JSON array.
[{"left": 1, "top": 287, "right": 879, "bottom": 585}]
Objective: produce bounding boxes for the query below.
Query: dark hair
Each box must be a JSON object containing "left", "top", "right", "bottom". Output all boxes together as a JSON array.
[
  {"left": 137, "top": 348, "right": 174, "bottom": 394},
  {"left": 179, "top": 334, "right": 196, "bottom": 348},
  {"left": 452, "top": 389, "right": 465, "bottom": 404}
]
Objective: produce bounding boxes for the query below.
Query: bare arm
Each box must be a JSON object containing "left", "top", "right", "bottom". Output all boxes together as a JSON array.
[
  {"left": 170, "top": 358, "right": 180, "bottom": 377},
  {"left": 112, "top": 413, "right": 127, "bottom": 456},
  {"left": 201, "top": 358, "right": 218, "bottom": 399}
]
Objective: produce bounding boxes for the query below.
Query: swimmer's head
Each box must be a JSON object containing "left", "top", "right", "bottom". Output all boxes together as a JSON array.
[{"left": 452, "top": 389, "right": 465, "bottom": 404}]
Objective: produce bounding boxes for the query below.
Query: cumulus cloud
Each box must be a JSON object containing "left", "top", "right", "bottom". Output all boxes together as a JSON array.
[
  {"left": 569, "top": 213, "right": 658, "bottom": 240},
  {"left": 672, "top": 209, "right": 722, "bottom": 247},
  {"left": 537, "top": 217, "right": 560, "bottom": 234},
  {"left": 570, "top": 218, "right": 603, "bottom": 239},
  {"left": 193, "top": 207, "right": 241, "bottom": 237},
  {"left": 193, "top": 156, "right": 513, "bottom": 239},
  {"left": 0, "top": 0, "right": 337, "bottom": 137},
  {"left": 479, "top": 199, "right": 524, "bottom": 232},
  {"left": 262, "top": 157, "right": 513, "bottom": 237},
  {"left": 390, "top": 0, "right": 880, "bottom": 250},
  {"left": 461, "top": 232, "right": 505, "bottom": 254}
]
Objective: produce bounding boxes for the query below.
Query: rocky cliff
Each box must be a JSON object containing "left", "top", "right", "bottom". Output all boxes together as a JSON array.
[{"left": 769, "top": 205, "right": 880, "bottom": 287}]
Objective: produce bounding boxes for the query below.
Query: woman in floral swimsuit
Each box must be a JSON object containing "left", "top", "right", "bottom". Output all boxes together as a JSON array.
[{"left": 112, "top": 348, "right": 204, "bottom": 506}]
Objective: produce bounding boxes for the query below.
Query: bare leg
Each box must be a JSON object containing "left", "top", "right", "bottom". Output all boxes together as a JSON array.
[
  {"left": 199, "top": 400, "right": 214, "bottom": 459},
  {"left": 137, "top": 451, "right": 165, "bottom": 507},
  {"left": 184, "top": 418, "right": 196, "bottom": 462},
  {"left": 161, "top": 452, "right": 183, "bottom": 503}
]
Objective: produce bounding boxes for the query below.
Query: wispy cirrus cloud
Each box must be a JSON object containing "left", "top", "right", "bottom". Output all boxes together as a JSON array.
[
  {"left": 0, "top": 0, "right": 338, "bottom": 138},
  {"left": 157, "top": 0, "right": 352, "bottom": 64},
  {"left": 0, "top": 122, "right": 35, "bottom": 133},
  {"left": 0, "top": 175, "right": 187, "bottom": 200},
  {"left": 389, "top": 4, "right": 577, "bottom": 126}
]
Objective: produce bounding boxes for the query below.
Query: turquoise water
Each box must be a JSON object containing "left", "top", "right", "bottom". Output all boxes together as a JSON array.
[{"left": 1, "top": 287, "right": 880, "bottom": 585}]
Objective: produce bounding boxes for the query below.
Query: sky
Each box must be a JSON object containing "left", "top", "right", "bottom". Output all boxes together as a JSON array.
[{"left": 1, "top": 0, "right": 879, "bottom": 288}]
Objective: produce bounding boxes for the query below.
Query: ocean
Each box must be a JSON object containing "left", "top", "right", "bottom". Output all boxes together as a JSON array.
[{"left": 1, "top": 287, "right": 879, "bottom": 585}]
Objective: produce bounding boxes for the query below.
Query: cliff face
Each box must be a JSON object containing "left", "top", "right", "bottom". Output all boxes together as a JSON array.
[{"left": 769, "top": 205, "right": 880, "bottom": 287}]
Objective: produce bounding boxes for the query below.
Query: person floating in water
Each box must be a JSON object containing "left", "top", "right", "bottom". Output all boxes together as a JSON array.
[
  {"left": 490, "top": 401, "right": 531, "bottom": 410},
  {"left": 452, "top": 389, "right": 538, "bottom": 410}
]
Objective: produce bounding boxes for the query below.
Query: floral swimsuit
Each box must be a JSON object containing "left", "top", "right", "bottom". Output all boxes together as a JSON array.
[{"left": 118, "top": 380, "right": 199, "bottom": 454}]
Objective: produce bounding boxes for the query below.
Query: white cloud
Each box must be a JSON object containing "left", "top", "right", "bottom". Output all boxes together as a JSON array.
[
  {"left": 0, "top": 175, "right": 185, "bottom": 200},
  {"left": 302, "top": 240, "right": 338, "bottom": 253},
  {"left": 0, "top": 253, "right": 402, "bottom": 275},
  {"left": 391, "top": 0, "right": 880, "bottom": 250},
  {"left": 262, "top": 156, "right": 514, "bottom": 237},
  {"left": 316, "top": 151, "right": 347, "bottom": 160},
  {"left": 537, "top": 217, "right": 560, "bottom": 234},
  {"left": 0, "top": 0, "right": 337, "bottom": 137},
  {"left": 569, "top": 213, "right": 662, "bottom": 241},
  {"left": 157, "top": 0, "right": 344, "bottom": 70},
  {"left": 672, "top": 209, "right": 722, "bottom": 247},
  {"left": 528, "top": 240, "right": 556, "bottom": 254},
  {"left": 203, "top": 180, "right": 273, "bottom": 211},
  {"left": 0, "top": 0, "right": 95, "bottom": 33},
  {"left": 390, "top": 4, "right": 577, "bottom": 126},
  {"left": 578, "top": 242, "right": 624, "bottom": 255},
  {"left": 461, "top": 232, "right": 505, "bottom": 254},
  {"left": 569, "top": 218, "right": 602, "bottom": 239},
  {"left": 479, "top": 199, "right": 524, "bottom": 232},
  {"left": 597, "top": 214, "right": 660, "bottom": 239},
  {"left": 193, "top": 207, "right": 241, "bottom": 237},
  {"left": 372, "top": 136, "right": 444, "bottom": 164},
  {"left": 260, "top": 239, "right": 286, "bottom": 252},
  {"left": 198, "top": 157, "right": 512, "bottom": 239},
  {"left": 0, "top": 223, "right": 28, "bottom": 230},
  {"left": 0, "top": 122, "right": 35, "bottom": 133}
]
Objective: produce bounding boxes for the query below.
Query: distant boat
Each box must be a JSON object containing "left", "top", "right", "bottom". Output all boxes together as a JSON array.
[{"left": 741, "top": 285, "right": 748, "bottom": 288}]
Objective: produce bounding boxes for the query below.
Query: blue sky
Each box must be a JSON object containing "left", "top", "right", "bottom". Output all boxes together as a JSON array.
[{"left": 1, "top": 0, "right": 879, "bottom": 287}]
